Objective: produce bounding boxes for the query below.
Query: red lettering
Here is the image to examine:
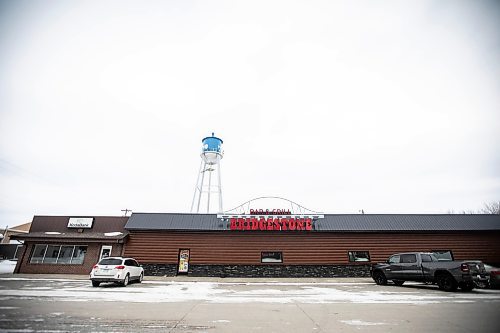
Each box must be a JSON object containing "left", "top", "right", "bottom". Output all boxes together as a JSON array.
[
  {"left": 273, "top": 218, "right": 280, "bottom": 230},
  {"left": 230, "top": 218, "right": 236, "bottom": 230},
  {"left": 267, "top": 217, "right": 274, "bottom": 230},
  {"left": 280, "top": 218, "right": 288, "bottom": 230},
  {"left": 251, "top": 218, "right": 258, "bottom": 230},
  {"left": 289, "top": 219, "right": 296, "bottom": 230},
  {"left": 305, "top": 218, "right": 312, "bottom": 231},
  {"left": 259, "top": 217, "right": 266, "bottom": 230},
  {"left": 297, "top": 219, "right": 304, "bottom": 230},
  {"left": 237, "top": 218, "right": 245, "bottom": 231}
]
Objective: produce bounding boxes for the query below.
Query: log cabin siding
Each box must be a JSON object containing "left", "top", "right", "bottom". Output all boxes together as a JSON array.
[{"left": 124, "top": 231, "right": 500, "bottom": 265}]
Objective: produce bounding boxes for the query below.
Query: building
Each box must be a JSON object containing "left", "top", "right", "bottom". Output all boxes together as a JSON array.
[
  {"left": 13, "top": 216, "right": 128, "bottom": 275},
  {"left": 11, "top": 212, "right": 500, "bottom": 277},
  {"left": 123, "top": 213, "right": 500, "bottom": 277},
  {"left": 0, "top": 222, "right": 31, "bottom": 244}
]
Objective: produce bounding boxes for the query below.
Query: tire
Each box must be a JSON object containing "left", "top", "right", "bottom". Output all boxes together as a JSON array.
[
  {"left": 91, "top": 281, "right": 100, "bottom": 287},
  {"left": 459, "top": 281, "right": 474, "bottom": 292},
  {"left": 393, "top": 280, "right": 405, "bottom": 286},
  {"left": 122, "top": 274, "right": 129, "bottom": 287},
  {"left": 138, "top": 273, "right": 143, "bottom": 283},
  {"left": 437, "top": 273, "right": 458, "bottom": 292},
  {"left": 373, "top": 271, "right": 388, "bottom": 285}
]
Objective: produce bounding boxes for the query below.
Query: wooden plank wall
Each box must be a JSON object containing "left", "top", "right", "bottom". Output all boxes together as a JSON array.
[{"left": 124, "top": 231, "right": 500, "bottom": 265}]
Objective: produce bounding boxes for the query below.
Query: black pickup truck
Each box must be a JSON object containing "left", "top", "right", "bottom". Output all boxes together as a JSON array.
[{"left": 370, "top": 252, "right": 488, "bottom": 292}]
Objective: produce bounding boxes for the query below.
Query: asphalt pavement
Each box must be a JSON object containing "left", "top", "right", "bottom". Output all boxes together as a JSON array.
[{"left": 0, "top": 273, "right": 499, "bottom": 332}]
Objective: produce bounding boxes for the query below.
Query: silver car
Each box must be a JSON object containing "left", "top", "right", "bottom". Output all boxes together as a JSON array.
[{"left": 90, "top": 257, "right": 144, "bottom": 287}]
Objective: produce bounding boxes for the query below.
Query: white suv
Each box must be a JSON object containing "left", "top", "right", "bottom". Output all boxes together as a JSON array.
[{"left": 90, "top": 257, "right": 144, "bottom": 287}]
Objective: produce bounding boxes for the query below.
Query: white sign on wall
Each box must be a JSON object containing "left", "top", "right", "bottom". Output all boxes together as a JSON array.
[{"left": 67, "top": 217, "right": 94, "bottom": 229}]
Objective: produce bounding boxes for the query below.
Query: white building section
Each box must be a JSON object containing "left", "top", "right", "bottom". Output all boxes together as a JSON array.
[{"left": 191, "top": 133, "right": 224, "bottom": 213}]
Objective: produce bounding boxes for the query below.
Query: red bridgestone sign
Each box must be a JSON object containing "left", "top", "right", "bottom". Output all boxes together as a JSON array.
[{"left": 229, "top": 217, "right": 313, "bottom": 231}]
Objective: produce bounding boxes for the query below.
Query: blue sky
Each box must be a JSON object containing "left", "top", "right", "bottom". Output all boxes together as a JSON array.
[{"left": 1, "top": 0, "right": 499, "bottom": 229}]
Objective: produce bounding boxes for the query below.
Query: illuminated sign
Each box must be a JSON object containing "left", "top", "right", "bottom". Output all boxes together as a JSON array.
[
  {"left": 249, "top": 209, "right": 292, "bottom": 215},
  {"left": 67, "top": 217, "right": 94, "bottom": 229},
  {"left": 229, "top": 217, "right": 313, "bottom": 231}
]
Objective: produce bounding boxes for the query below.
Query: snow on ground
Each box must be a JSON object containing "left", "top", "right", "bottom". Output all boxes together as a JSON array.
[
  {"left": 0, "top": 278, "right": 499, "bottom": 304},
  {"left": 0, "top": 260, "right": 16, "bottom": 274},
  {"left": 341, "top": 320, "right": 387, "bottom": 326}
]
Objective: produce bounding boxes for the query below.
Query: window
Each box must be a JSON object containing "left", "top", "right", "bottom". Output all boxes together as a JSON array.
[
  {"left": 348, "top": 251, "right": 370, "bottom": 262},
  {"left": 71, "top": 246, "right": 87, "bottom": 264},
  {"left": 99, "top": 258, "right": 122, "bottom": 265},
  {"left": 29, "top": 244, "right": 87, "bottom": 264},
  {"left": 261, "top": 252, "right": 283, "bottom": 263},
  {"left": 421, "top": 254, "right": 433, "bottom": 262},
  {"left": 388, "top": 255, "right": 400, "bottom": 264},
  {"left": 44, "top": 245, "right": 60, "bottom": 264},
  {"left": 125, "top": 259, "right": 140, "bottom": 267},
  {"left": 432, "top": 250, "right": 454, "bottom": 261},
  {"left": 57, "top": 246, "right": 75, "bottom": 264},
  {"left": 30, "top": 245, "right": 47, "bottom": 264},
  {"left": 400, "top": 254, "right": 417, "bottom": 263}
]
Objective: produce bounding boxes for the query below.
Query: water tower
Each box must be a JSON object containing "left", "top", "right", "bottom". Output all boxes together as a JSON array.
[{"left": 190, "top": 133, "right": 224, "bottom": 213}]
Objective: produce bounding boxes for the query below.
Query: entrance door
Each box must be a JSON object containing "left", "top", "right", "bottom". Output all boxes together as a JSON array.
[
  {"left": 99, "top": 246, "right": 112, "bottom": 260},
  {"left": 178, "top": 249, "right": 190, "bottom": 274}
]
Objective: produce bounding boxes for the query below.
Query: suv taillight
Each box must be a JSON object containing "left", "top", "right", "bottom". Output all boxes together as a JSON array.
[
  {"left": 92, "top": 265, "right": 98, "bottom": 270},
  {"left": 115, "top": 265, "right": 125, "bottom": 269},
  {"left": 460, "top": 263, "right": 470, "bottom": 273},
  {"left": 491, "top": 271, "right": 500, "bottom": 276}
]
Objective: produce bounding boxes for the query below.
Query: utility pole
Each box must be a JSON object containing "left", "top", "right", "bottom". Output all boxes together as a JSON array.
[{"left": 121, "top": 209, "right": 132, "bottom": 217}]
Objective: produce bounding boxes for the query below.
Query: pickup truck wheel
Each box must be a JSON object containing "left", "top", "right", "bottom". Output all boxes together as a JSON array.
[
  {"left": 373, "top": 271, "right": 388, "bottom": 285},
  {"left": 459, "top": 281, "right": 474, "bottom": 292},
  {"left": 393, "top": 280, "right": 405, "bottom": 286},
  {"left": 437, "top": 273, "right": 458, "bottom": 292}
]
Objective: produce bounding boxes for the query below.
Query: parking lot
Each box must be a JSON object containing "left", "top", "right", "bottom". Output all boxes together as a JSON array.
[{"left": 0, "top": 275, "right": 500, "bottom": 332}]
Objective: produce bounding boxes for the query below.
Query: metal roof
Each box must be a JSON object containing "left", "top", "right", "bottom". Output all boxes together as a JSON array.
[
  {"left": 125, "top": 213, "right": 225, "bottom": 230},
  {"left": 125, "top": 213, "right": 500, "bottom": 232}
]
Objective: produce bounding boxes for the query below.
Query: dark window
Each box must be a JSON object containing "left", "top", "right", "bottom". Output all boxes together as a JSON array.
[
  {"left": 72, "top": 246, "right": 87, "bottom": 264},
  {"left": 388, "top": 255, "right": 400, "bottom": 264},
  {"left": 44, "top": 245, "right": 61, "bottom": 264},
  {"left": 99, "top": 258, "right": 123, "bottom": 265},
  {"left": 432, "top": 250, "right": 454, "bottom": 261},
  {"left": 29, "top": 244, "right": 87, "bottom": 264},
  {"left": 400, "top": 254, "right": 417, "bottom": 263},
  {"left": 348, "top": 251, "right": 370, "bottom": 262},
  {"left": 30, "top": 245, "right": 47, "bottom": 264},
  {"left": 421, "top": 254, "right": 433, "bottom": 262},
  {"left": 261, "top": 252, "right": 282, "bottom": 263},
  {"left": 57, "top": 246, "right": 75, "bottom": 264}
]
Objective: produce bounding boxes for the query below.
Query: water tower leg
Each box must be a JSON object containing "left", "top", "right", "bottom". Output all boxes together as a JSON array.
[
  {"left": 196, "top": 161, "right": 207, "bottom": 213},
  {"left": 207, "top": 165, "right": 213, "bottom": 213},
  {"left": 217, "top": 161, "right": 223, "bottom": 212},
  {"left": 190, "top": 159, "right": 203, "bottom": 213}
]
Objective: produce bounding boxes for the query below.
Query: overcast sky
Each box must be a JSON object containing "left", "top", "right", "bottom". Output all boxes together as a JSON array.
[{"left": 1, "top": 0, "right": 499, "bottom": 228}]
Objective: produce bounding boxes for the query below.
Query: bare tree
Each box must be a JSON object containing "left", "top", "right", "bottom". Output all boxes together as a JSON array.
[{"left": 480, "top": 201, "right": 500, "bottom": 215}]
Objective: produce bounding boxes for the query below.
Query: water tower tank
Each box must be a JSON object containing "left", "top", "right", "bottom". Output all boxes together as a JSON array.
[{"left": 201, "top": 132, "right": 223, "bottom": 164}]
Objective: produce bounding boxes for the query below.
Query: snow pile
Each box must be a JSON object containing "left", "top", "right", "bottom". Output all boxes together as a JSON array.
[{"left": 0, "top": 260, "right": 17, "bottom": 274}]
